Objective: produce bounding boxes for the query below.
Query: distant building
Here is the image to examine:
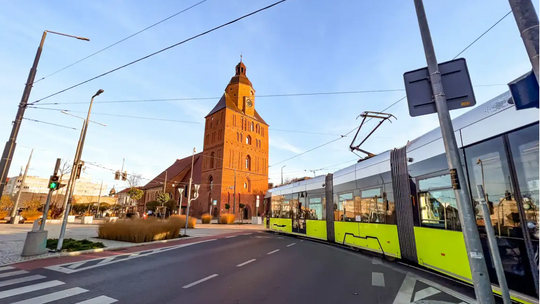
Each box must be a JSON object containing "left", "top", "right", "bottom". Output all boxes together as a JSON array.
[{"left": 3, "top": 175, "right": 107, "bottom": 197}]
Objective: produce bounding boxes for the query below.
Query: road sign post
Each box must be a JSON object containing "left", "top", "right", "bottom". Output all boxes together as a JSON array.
[{"left": 411, "top": 1, "right": 495, "bottom": 303}]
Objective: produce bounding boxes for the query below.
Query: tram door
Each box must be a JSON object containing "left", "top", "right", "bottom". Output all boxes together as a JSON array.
[
  {"left": 292, "top": 193, "right": 307, "bottom": 234},
  {"left": 464, "top": 124, "right": 539, "bottom": 296}
]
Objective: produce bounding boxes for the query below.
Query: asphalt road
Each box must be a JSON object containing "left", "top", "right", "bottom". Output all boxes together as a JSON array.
[{"left": 0, "top": 231, "right": 489, "bottom": 304}]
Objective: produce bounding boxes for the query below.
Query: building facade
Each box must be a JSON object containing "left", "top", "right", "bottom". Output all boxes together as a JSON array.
[{"left": 198, "top": 61, "right": 269, "bottom": 219}]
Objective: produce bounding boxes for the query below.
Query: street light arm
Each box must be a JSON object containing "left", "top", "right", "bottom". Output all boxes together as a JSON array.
[{"left": 46, "top": 30, "right": 90, "bottom": 41}]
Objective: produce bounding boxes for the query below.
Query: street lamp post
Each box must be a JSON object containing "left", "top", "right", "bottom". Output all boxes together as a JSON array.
[
  {"left": 56, "top": 89, "right": 104, "bottom": 251},
  {"left": 0, "top": 30, "right": 89, "bottom": 196},
  {"left": 281, "top": 165, "right": 286, "bottom": 185},
  {"left": 177, "top": 188, "right": 184, "bottom": 215},
  {"left": 184, "top": 148, "right": 199, "bottom": 236}
]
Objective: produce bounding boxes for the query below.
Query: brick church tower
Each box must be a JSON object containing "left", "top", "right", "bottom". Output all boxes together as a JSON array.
[{"left": 199, "top": 61, "right": 269, "bottom": 219}]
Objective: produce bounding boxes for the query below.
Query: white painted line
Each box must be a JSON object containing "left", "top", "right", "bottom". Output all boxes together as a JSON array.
[
  {"left": 286, "top": 243, "right": 296, "bottom": 247},
  {"left": 11, "top": 287, "right": 88, "bottom": 304},
  {"left": 0, "top": 280, "right": 64, "bottom": 299},
  {"left": 0, "top": 270, "right": 28, "bottom": 278},
  {"left": 0, "top": 275, "right": 46, "bottom": 288},
  {"left": 413, "top": 287, "right": 441, "bottom": 302},
  {"left": 0, "top": 266, "right": 15, "bottom": 272},
  {"left": 267, "top": 249, "right": 280, "bottom": 255},
  {"left": 76, "top": 295, "right": 118, "bottom": 304},
  {"left": 406, "top": 272, "right": 476, "bottom": 304},
  {"left": 225, "top": 235, "right": 237, "bottom": 238},
  {"left": 372, "top": 272, "right": 385, "bottom": 287},
  {"left": 299, "top": 240, "right": 304, "bottom": 242},
  {"left": 392, "top": 275, "right": 415, "bottom": 304},
  {"left": 46, "top": 239, "right": 218, "bottom": 274},
  {"left": 243, "top": 233, "right": 252, "bottom": 236},
  {"left": 372, "top": 257, "right": 382, "bottom": 265},
  {"left": 97, "top": 257, "right": 116, "bottom": 265},
  {"left": 182, "top": 274, "right": 218, "bottom": 289},
  {"left": 67, "top": 262, "right": 86, "bottom": 269},
  {"left": 236, "top": 259, "right": 256, "bottom": 267}
]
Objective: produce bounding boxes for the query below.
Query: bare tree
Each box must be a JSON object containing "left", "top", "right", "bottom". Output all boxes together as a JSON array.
[{"left": 127, "top": 172, "right": 142, "bottom": 188}]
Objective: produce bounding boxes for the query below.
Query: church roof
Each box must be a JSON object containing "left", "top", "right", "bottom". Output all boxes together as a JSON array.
[
  {"left": 205, "top": 92, "right": 268, "bottom": 126},
  {"left": 142, "top": 153, "right": 203, "bottom": 190}
]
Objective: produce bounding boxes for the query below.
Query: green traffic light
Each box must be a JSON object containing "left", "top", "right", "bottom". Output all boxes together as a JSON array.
[{"left": 49, "top": 182, "right": 58, "bottom": 189}]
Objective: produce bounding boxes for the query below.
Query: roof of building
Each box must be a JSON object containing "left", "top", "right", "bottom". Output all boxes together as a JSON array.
[
  {"left": 142, "top": 153, "right": 203, "bottom": 190},
  {"left": 205, "top": 92, "right": 268, "bottom": 126}
]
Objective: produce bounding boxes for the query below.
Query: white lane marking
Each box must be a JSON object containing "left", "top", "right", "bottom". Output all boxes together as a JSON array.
[
  {"left": 372, "top": 257, "right": 383, "bottom": 265},
  {"left": 372, "top": 272, "right": 385, "bottom": 287},
  {"left": 236, "top": 259, "right": 256, "bottom": 267},
  {"left": 0, "top": 266, "right": 15, "bottom": 272},
  {"left": 96, "top": 257, "right": 116, "bottom": 265},
  {"left": 225, "top": 236, "right": 237, "bottom": 238},
  {"left": 0, "top": 275, "right": 46, "bottom": 288},
  {"left": 0, "top": 270, "right": 28, "bottom": 278},
  {"left": 67, "top": 262, "right": 86, "bottom": 269},
  {"left": 243, "top": 233, "right": 252, "bottom": 236},
  {"left": 299, "top": 240, "right": 304, "bottom": 242},
  {"left": 406, "top": 272, "right": 476, "bottom": 303},
  {"left": 413, "top": 287, "right": 441, "bottom": 302},
  {"left": 182, "top": 274, "right": 218, "bottom": 289},
  {"left": 286, "top": 243, "right": 296, "bottom": 247},
  {"left": 76, "top": 295, "right": 118, "bottom": 304},
  {"left": 267, "top": 249, "right": 280, "bottom": 255},
  {"left": 11, "top": 287, "right": 88, "bottom": 304},
  {"left": 46, "top": 239, "right": 217, "bottom": 274},
  {"left": 0, "top": 280, "right": 64, "bottom": 299},
  {"left": 392, "top": 275, "right": 416, "bottom": 304}
]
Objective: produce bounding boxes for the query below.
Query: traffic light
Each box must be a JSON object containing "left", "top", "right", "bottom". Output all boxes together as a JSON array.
[
  {"left": 75, "top": 161, "right": 85, "bottom": 179},
  {"left": 122, "top": 171, "right": 127, "bottom": 181},
  {"left": 115, "top": 171, "right": 120, "bottom": 180},
  {"left": 48, "top": 175, "right": 59, "bottom": 190}
]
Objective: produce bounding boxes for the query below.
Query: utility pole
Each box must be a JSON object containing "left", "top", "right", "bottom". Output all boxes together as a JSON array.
[
  {"left": 281, "top": 165, "right": 286, "bottom": 185},
  {"left": 9, "top": 149, "right": 33, "bottom": 224},
  {"left": 509, "top": 0, "right": 539, "bottom": 82},
  {"left": 0, "top": 31, "right": 89, "bottom": 197},
  {"left": 161, "top": 171, "right": 167, "bottom": 219},
  {"left": 413, "top": 1, "right": 495, "bottom": 303},
  {"left": 233, "top": 166, "right": 237, "bottom": 215},
  {"left": 184, "top": 148, "right": 197, "bottom": 235}
]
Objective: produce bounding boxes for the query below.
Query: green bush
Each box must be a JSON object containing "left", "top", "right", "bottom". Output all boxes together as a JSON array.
[{"left": 46, "top": 238, "right": 105, "bottom": 252}]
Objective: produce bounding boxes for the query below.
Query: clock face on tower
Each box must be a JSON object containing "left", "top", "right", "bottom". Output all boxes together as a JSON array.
[{"left": 246, "top": 99, "right": 253, "bottom": 108}]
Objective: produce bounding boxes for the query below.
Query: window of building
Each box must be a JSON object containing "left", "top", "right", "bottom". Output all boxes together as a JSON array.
[
  {"left": 246, "top": 135, "right": 251, "bottom": 145},
  {"left": 246, "top": 178, "right": 251, "bottom": 192},
  {"left": 210, "top": 152, "right": 215, "bottom": 169},
  {"left": 250, "top": 122, "right": 254, "bottom": 132},
  {"left": 240, "top": 133, "right": 243, "bottom": 143},
  {"left": 244, "top": 182, "right": 247, "bottom": 189},
  {"left": 245, "top": 155, "right": 251, "bottom": 171},
  {"left": 418, "top": 174, "right": 461, "bottom": 231},
  {"left": 208, "top": 175, "right": 213, "bottom": 191}
]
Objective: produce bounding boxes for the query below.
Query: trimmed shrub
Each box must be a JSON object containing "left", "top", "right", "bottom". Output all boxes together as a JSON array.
[
  {"left": 46, "top": 238, "right": 105, "bottom": 252},
  {"left": 98, "top": 217, "right": 186, "bottom": 243},
  {"left": 219, "top": 213, "right": 235, "bottom": 224},
  {"left": 21, "top": 211, "right": 42, "bottom": 221},
  {"left": 201, "top": 213, "right": 212, "bottom": 224},
  {"left": 170, "top": 215, "right": 196, "bottom": 228},
  {"left": 0, "top": 211, "right": 8, "bottom": 219}
]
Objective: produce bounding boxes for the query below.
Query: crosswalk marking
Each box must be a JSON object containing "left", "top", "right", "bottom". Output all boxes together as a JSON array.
[
  {"left": 0, "top": 275, "right": 45, "bottom": 288},
  {"left": 68, "top": 262, "right": 86, "bottom": 269},
  {"left": 0, "top": 280, "right": 64, "bottom": 299},
  {"left": 0, "top": 266, "right": 15, "bottom": 272},
  {"left": 0, "top": 270, "right": 28, "bottom": 278},
  {"left": 76, "top": 295, "right": 118, "bottom": 304},
  {"left": 10, "top": 287, "right": 88, "bottom": 304}
]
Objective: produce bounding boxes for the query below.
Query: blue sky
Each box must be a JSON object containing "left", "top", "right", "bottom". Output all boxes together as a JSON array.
[{"left": 0, "top": 0, "right": 537, "bottom": 191}]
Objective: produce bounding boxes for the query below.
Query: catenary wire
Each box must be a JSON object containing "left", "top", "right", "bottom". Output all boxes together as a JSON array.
[
  {"left": 33, "top": 0, "right": 209, "bottom": 84},
  {"left": 28, "top": 0, "right": 288, "bottom": 106}
]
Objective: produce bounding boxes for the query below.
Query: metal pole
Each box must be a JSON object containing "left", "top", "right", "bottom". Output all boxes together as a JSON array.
[
  {"left": 509, "top": 0, "right": 539, "bottom": 82},
  {"left": 281, "top": 165, "right": 286, "bottom": 185},
  {"left": 40, "top": 158, "right": 61, "bottom": 231},
  {"left": 413, "top": 1, "right": 495, "bottom": 303},
  {"left": 0, "top": 31, "right": 89, "bottom": 196},
  {"left": 477, "top": 161, "right": 512, "bottom": 304},
  {"left": 57, "top": 90, "right": 103, "bottom": 251},
  {"left": 61, "top": 120, "right": 86, "bottom": 213},
  {"left": 9, "top": 149, "right": 33, "bottom": 223},
  {"left": 184, "top": 148, "right": 195, "bottom": 235},
  {"left": 178, "top": 189, "right": 184, "bottom": 215},
  {"left": 0, "top": 32, "right": 46, "bottom": 197},
  {"left": 161, "top": 171, "right": 167, "bottom": 219},
  {"left": 233, "top": 167, "right": 237, "bottom": 215}
]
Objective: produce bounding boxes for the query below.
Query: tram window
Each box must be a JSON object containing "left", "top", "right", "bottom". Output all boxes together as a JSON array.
[
  {"left": 308, "top": 197, "right": 323, "bottom": 220},
  {"left": 271, "top": 196, "right": 282, "bottom": 218},
  {"left": 385, "top": 190, "right": 396, "bottom": 224},
  {"left": 419, "top": 174, "right": 452, "bottom": 190},
  {"left": 508, "top": 124, "right": 539, "bottom": 241},
  {"left": 337, "top": 193, "right": 355, "bottom": 222},
  {"left": 418, "top": 188, "right": 461, "bottom": 231},
  {"left": 465, "top": 136, "right": 519, "bottom": 237},
  {"left": 360, "top": 188, "right": 384, "bottom": 223},
  {"left": 281, "top": 200, "right": 291, "bottom": 219}
]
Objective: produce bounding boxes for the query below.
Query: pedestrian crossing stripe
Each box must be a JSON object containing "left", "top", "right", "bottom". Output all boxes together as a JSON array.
[{"left": 0, "top": 268, "right": 117, "bottom": 303}]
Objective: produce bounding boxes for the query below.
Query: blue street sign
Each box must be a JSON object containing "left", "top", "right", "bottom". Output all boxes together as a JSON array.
[{"left": 508, "top": 71, "right": 539, "bottom": 110}]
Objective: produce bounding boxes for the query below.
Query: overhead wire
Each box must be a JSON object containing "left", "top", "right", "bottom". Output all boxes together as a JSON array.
[
  {"left": 28, "top": 0, "right": 288, "bottom": 106},
  {"left": 33, "top": 0, "right": 209, "bottom": 84},
  {"left": 269, "top": 10, "right": 514, "bottom": 167},
  {"left": 23, "top": 118, "right": 77, "bottom": 130}
]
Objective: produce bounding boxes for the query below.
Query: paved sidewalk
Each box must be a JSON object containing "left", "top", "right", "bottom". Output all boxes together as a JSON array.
[{"left": 0, "top": 222, "right": 264, "bottom": 266}]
